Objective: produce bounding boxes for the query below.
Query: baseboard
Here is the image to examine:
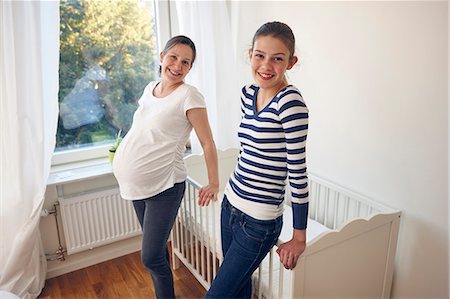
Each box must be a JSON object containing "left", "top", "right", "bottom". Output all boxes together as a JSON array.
[{"left": 46, "top": 235, "right": 142, "bottom": 279}]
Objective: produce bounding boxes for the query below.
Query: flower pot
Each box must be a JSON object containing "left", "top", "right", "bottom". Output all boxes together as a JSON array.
[{"left": 108, "top": 149, "right": 116, "bottom": 164}]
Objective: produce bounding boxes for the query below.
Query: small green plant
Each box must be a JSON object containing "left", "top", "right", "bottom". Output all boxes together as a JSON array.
[{"left": 108, "top": 129, "right": 122, "bottom": 163}]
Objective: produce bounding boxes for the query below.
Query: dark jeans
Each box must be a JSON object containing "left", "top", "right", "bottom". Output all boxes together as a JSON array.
[
  {"left": 132, "top": 182, "right": 185, "bottom": 299},
  {"left": 205, "top": 196, "right": 283, "bottom": 299}
]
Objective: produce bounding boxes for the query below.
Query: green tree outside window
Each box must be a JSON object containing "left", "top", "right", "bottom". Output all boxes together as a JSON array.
[{"left": 57, "top": 0, "right": 157, "bottom": 151}]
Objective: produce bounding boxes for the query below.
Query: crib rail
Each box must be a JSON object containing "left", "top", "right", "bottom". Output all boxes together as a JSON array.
[
  {"left": 308, "top": 173, "right": 394, "bottom": 229},
  {"left": 171, "top": 177, "right": 221, "bottom": 290}
]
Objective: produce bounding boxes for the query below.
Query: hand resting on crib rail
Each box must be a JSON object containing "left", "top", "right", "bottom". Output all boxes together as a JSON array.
[
  {"left": 198, "top": 183, "right": 219, "bottom": 206},
  {"left": 276, "top": 228, "right": 307, "bottom": 270}
]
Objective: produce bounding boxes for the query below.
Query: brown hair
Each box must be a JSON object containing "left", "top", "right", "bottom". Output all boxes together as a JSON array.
[{"left": 252, "top": 21, "right": 296, "bottom": 59}]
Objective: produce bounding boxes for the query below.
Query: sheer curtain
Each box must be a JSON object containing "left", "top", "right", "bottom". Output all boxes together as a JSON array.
[
  {"left": 0, "top": 2, "right": 59, "bottom": 298},
  {"left": 171, "top": 1, "right": 241, "bottom": 153}
]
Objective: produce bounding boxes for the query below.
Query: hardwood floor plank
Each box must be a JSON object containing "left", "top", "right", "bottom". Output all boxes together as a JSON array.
[{"left": 38, "top": 249, "right": 206, "bottom": 299}]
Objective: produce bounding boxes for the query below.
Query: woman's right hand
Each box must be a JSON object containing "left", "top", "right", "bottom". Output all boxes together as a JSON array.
[
  {"left": 198, "top": 183, "right": 219, "bottom": 206},
  {"left": 186, "top": 108, "right": 219, "bottom": 207}
]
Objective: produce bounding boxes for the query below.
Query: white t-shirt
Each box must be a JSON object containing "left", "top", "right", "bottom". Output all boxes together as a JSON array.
[{"left": 112, "top": 81, "right": 206, "bottom": 200}]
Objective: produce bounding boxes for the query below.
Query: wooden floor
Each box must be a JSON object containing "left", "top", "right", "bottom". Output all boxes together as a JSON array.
[{"left": 38, "top": 251, "right": 206, "bottom": 299}]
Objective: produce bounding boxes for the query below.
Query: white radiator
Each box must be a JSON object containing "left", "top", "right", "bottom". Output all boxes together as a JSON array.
[{"left": 58, "top": 187, "right": 141, "bottom": 255}]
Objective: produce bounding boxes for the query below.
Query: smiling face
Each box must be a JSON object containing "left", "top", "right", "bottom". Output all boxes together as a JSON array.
[
  {"left": 160, "top": 43, "right": 194, "bottom": 85},
  {"left": 249, "top": 35, "right": 297, "bottom": 93}
]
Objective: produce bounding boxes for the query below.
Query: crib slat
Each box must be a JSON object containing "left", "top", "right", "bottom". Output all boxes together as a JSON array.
[
  {"left": 344, "top": 196, "right": 350, "bottom": 221},
  {"left": 176, "top": 212, "right": 181, "bottom": 252},
  {"left": 268, "top": 250, "right": 273, "bottom": 299},
  {"left": 314, "top": 183, "right": 320, "bottom": 221},
  {"left": 278, "top": 263, "right": 284, "bottom": 299},
  {"left": 257, "top": 264, "right": 263, "bottom": 299},
  {"left": 184, "top": 186, "right": 190, "bottom": 258},
  {"left": 206, "top": 204, "right": 211, "bottom": 284},
  {"left": 193, "top": 186, "right": 200, "bottom": 273},
  {"left": 180, "top": 190, "right": 186, "bottom": 258},
  {"left": 333, "top": 192, "right": 339, "bottom": 229},
  {"left": 188, "top": 191, "right": 194, "bottom": 265},
  {"left": 199, "top": 204, "right": 205, "bottom": 280},
  {"left": 211, "top": 202, "right": 217, "bottom": 278},
  {"left": 324, "top": 187, "right": 330, "bottom": 226}
]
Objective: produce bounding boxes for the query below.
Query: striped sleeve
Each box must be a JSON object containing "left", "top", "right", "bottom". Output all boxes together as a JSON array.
[
  {"left": 240, "top": 85, "right": 255, "bottom": 118},
  {"left": 240, "top": 87, "right": 246, "bottom": 118},
  {"left": 277, "top": 90, "right": 309, "bottom": 230}
]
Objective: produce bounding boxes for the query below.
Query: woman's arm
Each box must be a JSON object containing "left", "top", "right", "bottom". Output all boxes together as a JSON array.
[
  {"left": 276, "top": 229, "right": 306, "bottom": 270},
  {"left": 187, "top": 108, "right": 219, "bottom": 206},
  {"left": 277, "top": 91, "right": 309, "bottom": 269}
]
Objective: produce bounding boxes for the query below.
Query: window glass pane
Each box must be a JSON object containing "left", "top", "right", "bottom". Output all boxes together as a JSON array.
[{"left": 57, "top": 0, "right": 158, "bottom": 152}]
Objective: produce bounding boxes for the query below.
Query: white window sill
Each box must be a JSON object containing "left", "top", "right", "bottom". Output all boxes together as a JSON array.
[
  {"left": 47, "top": 148, "right": 193, "bottom": 187},
  {"left": 47, "top": 157, "right": 113, "bottom": 186}
]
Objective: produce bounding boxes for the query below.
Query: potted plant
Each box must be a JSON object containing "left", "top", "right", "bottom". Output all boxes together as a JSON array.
[{"left": 108, "top": 129, "right": 122, "bottom": 164}]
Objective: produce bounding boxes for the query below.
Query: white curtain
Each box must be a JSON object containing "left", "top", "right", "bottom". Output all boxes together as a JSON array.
[
  {"left": 0, "top": 1, "right": 59, "bottom": 298},
  {"left": 172, "top": 1, "right": 241, "bottom": 153}
]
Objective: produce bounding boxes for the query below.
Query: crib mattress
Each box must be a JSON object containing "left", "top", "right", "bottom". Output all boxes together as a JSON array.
[
  {"left": 189, "top": 200, "right": 330, "bottom": 257},
  {"left": 279, "top": 205, "right": 330, "bottom": 243}
]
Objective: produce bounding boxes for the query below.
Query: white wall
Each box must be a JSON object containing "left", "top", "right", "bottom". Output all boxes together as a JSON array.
[{"left": 231, "top": 1, "right": 448, "bottom": 298}]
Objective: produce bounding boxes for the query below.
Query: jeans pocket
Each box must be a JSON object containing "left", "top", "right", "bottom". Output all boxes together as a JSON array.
[{"left": 241, "top": 221, "right": 268, "bottom": 243}]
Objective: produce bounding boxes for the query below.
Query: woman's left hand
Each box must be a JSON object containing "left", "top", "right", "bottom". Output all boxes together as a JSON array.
[
  {"left": 276, "top": 229, "right": 306, "bottom": 270},
  {"left": 198, "top": 183, "right": 219, "bottom": 206}
]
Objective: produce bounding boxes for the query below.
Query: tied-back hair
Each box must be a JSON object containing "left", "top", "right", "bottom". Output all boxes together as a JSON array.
[{"left": 252, "top": 21, "right": 296, "bottom": 59}]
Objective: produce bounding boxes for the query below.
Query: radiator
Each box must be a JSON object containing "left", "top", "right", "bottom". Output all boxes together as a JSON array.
[{"left": 58, "top": 187, "right": 141, "bottom": 255}]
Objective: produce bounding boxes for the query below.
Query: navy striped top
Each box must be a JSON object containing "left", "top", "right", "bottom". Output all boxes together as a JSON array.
[{"left": 224, "top": 84, "right": 309, "bottom": 230}]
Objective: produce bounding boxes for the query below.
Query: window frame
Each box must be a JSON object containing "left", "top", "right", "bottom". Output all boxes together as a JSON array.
[{"left": 52, "top": 0, "right": 171, "bottom": 166}]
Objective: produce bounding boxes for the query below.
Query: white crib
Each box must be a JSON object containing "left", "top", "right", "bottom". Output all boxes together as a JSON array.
[{"left": 171, "top": 148, "right": 401, "bottom": 298}]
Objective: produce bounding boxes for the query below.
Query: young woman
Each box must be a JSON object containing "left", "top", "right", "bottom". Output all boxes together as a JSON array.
[
  {"left": 112, "top": 35, "right": 219, "bottom": 299},
  {"left": 205, "top": 22, "right": 309, "bottom": 298}
]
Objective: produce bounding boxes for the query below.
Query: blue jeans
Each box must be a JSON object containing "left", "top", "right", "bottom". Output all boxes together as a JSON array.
[
  {"left": 205, "top": 196, "right": 283, "bottom": 299},
  {"left": 132, "top": 182, "right": 185, "bottom": 299}
]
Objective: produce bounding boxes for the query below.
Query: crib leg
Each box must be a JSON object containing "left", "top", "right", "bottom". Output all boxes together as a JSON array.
[
  {"left": 170, "top": 232, "right": 182, "bottom": 270},
  {"left": 172, "top": 251, "right": 181, "bottom": 270}
]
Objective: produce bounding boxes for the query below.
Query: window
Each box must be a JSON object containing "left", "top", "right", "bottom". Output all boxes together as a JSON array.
[{"left": 53, "top": 0, "right": 168, "bottom": 165}]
